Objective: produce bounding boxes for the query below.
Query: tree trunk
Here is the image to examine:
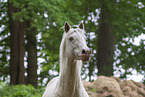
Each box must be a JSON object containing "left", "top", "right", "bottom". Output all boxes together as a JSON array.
[
  {"left": 96, "top": 0, "right": 115, "bottom": 76},
  {"left": 26, "top": 20, "right": 37, "bottom": 88},
  {"left": 8, "top": 2, "right": 25, "bottom": 85}
]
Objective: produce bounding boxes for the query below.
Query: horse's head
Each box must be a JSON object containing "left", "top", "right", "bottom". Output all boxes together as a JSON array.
[{"left": 63, "top": 22, "right": 91, "bottom": 61}]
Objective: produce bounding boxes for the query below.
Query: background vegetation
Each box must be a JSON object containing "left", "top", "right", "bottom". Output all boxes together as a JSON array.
[{"left": 0, "top": 0, "right": 145, "bottom": 96}]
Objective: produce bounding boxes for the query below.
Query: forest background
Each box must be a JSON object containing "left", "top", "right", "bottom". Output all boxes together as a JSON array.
[{"left": 0, "top": 0, "right": 145, "bottom": 96}]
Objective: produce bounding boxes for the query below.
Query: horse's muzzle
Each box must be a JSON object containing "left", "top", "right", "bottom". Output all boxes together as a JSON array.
[{"left": 80, "top": 49, "right": 92, "bottom": 61}]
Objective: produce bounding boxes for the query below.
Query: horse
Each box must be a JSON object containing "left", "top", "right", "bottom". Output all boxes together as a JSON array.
[{"left": 43, "top": 22, "right": 91, "bottom": 97}]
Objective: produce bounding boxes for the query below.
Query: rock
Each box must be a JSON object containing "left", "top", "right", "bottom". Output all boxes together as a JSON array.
[{"left": 83, "top": 76, "right": 145, "bottom": 97}]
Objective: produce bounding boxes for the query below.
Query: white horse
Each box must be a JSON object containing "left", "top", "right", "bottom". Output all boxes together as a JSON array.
[{"left": 43, "top": 22, "right": 91, "bottom": 97}]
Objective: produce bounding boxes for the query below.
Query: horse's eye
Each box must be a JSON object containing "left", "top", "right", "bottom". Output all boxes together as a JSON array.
[{"left": 69, "top": 37, "right": 74, "bottom": 42}]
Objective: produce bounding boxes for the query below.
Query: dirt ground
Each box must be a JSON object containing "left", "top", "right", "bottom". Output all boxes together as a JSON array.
[{"left": 83, "top": 76, "right": 145, "bottom": 97}]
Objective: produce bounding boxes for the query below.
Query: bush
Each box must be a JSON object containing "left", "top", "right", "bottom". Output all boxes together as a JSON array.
[{"left": 0, "top": 82, "right": 45, "bottom": 97}]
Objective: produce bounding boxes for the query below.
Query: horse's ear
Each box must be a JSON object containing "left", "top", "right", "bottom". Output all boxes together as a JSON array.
[
  {"left": 64, "top": 22, "right": 70, "bottom": 33},
  {"left": 79, "top": 22, "right": 84, "bottom": 30}
]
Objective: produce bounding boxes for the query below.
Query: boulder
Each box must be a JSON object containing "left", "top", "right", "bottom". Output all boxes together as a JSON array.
[{"left": 83, "top": 76, "right": 145, "bottom": 97}]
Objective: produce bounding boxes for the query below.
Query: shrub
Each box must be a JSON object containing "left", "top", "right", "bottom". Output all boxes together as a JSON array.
[{"left": 0, "top": 82, "right": 45, "bottom": 97}]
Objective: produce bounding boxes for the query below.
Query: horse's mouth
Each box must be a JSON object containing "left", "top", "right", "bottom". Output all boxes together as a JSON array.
[{"left": 80, "top": 56, "right": 91, "bottom": 62}]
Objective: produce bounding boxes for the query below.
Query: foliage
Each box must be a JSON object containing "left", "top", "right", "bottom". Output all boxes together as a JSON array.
[
  {"left": 0, "top": 82, "right": 45, "bottom": 97},
  {"left": 0, "top": 0, "right": 145, "bottom": 86},
  {"left": 0, "top": 1, "right": 10, "bottom": 81},
  {"left": 113, "top": 0, "right": 145, "bottom": 80}
]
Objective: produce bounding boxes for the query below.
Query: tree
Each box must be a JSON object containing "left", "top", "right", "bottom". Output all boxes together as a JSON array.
[
  {"left": 8, "top": 1, "right": 25, "bottom": 84},
  {"left": 26, "top": 19, "right": 37, "bottom": 88},
  {"left": 96, "top": 0, "right": 115, "bottom": 76}
]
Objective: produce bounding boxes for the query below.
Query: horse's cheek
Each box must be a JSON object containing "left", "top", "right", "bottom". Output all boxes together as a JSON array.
[{"left": 66, "top": 46, "right": 74, "bottom": 57}]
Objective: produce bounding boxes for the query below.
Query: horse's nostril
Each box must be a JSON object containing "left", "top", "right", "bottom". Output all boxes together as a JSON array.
[{"left": 82, "top": 49, "right": 86, "bottom": 54}]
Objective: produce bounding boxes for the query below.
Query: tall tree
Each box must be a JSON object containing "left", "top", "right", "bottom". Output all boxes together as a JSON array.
[
  {"left": 7, "top": 0, "right": 49, "bottom": 86},
  {"left": 8, "top": 1, "right": 25, "bottom": 84},
  {"left": 26, "top": 18, "right": 37, "bottom": 88},
  {"left": 96, "top": 0, "right": 115, "bottom": 76}
]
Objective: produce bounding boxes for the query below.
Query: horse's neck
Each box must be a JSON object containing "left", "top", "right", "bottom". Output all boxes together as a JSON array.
[
  {"left": 57, "top": 57, "right": 82, "bottom": 96},
  {"left": 60, "top": 57, "right": 82, "bottom": 81}
]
